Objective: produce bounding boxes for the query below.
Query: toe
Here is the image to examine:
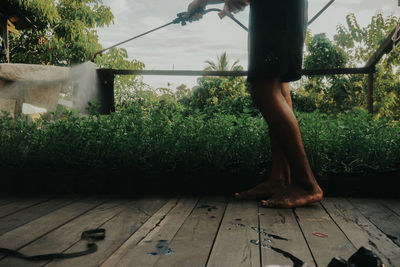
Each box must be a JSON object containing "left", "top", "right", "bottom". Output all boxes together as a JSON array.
[
  {"left": 234, "top": 192, "right": 250, "bottom": 200},
  {"left": 261, "top": 199, "right": 271, "bottom": 206},
  {"left": 261, "top": 198, "right": 291, "bottom": 209},
  {"left": 234, "top": 193, "right": 242, "bottom": 199}
]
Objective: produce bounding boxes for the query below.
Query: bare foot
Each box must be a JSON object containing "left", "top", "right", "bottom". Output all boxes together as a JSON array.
[
  {"left": 260, "top": 182, "right": 323, "bottom": 209},
  {"left": 234, "top": 169, "right": 289, "bottom": 200},
  {"left": 234, "top": 179, "right": 286, "bottom": 200}
]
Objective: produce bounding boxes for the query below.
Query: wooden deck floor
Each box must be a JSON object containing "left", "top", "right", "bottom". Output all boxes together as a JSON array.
[{"left": 0, "top": 196, "right": 399, "bottom": 267}]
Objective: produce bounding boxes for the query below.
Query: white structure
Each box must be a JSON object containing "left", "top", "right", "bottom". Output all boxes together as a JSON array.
[{"left": 0, "top": 63, "right": 70, "bottom": 117}]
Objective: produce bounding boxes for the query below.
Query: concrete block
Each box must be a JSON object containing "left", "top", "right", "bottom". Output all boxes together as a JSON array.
[{"left": 0, "top": 98, "right": 16, "bottom": 117}]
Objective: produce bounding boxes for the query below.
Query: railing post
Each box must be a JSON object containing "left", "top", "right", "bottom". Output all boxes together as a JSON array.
[
  {"left": 1, "top": 16, "right": 10, "bottom": 63},
  {"left": 96, "top": 69, "right": 115, "bottom": 114},
  {"left": 367, "top": 72, "right": 374, "bottom": 114}
]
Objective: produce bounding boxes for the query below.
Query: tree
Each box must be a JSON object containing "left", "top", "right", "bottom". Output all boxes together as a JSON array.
[
  {"left": 2, "top": 0, "right": 59, "bottom": 29},
  {"left": 333, "top": 12, "right": 400, "bottom": 117},
  {"left": 302, "top": 33, "right": 350, "bottom": 113},
  {"left": 298, "top": 13, "right": 400, "bottom": 117},
  {"left": 304, "top": 33, "right": 348, "bottom": 70},
  {"left": 204, "top": 52, "right": 241, "bottom": 71},
  {"left": 94, "top": 48, "right": 147, "bottom": 108},
  {"left": 174, "top": 84, "right": 191, "bottom": 100},
  {"left": 184, "top": 52, "right": 256, "bottom": 115},
  {"left": 10, "top": 0, "right": 114, "bottom": 66}
]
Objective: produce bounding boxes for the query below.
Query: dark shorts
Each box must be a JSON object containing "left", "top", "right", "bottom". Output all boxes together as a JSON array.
[{"left": 247, "top": 0, "right": 308, "bottom": 83}]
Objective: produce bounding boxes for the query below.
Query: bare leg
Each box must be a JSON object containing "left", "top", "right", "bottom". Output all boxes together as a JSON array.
[
  {"left": 251, "top": 79, "right": 322, "bottom": 208},
  {"left": 235, "top": 83, "right": 292, "bottom": 200}
]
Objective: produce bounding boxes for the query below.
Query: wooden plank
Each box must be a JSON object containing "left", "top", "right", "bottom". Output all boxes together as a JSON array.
[
  {"left": 0, "top": 197, "right": 79, "bottom": 235},
  {"left": 100, "top": 198, "right": 179, "bottom": 266},
  {"left": 294, "top": 202, "right": 356, "bottom": 267},
  {"left": 0, "top": 197, "right": 49, "bottom": 219},
  {"left": 206, "top": 198, "right": 260, "bottom": 267},
  {"left": 0, "top": 198, "right": 16, "bottom": 207},
  {"left": 349, "top": 198, "right": 400, "bottom": 247},
  {"left": 379, "top": 199, "right": 400, "bottom": 217},
  {"left": 153, "top": 196, "right": 228, "bottom": 267},
  {"left": 322, "top": 198, "right": 400, "bottom": 267},
  {"left": 259, "top": 208, "right": 315, "bottom": 266},
  {"left": 0, "top": 198, "right": 104, "bottom": 252},
  {"left": 0, "top": 199, "right": 128, "bottom": 267},
  {"left": 45, "top": 197, "right": 168, "bottom": 267},
  {"left": 101, "top": 197, "right": 197, "bottom": 267}
]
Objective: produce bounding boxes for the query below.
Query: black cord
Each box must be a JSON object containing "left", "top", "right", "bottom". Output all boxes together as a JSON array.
[{"left": 0, "top": 229, "right": 105, "bottom": 261}]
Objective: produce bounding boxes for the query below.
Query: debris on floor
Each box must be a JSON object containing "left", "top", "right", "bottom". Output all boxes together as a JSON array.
[
  {"left": 197, "top": 205, "right": 217, "bottom": 212},
  {"left": 251, "top": 226, "right": 289, "bottom": 241},
  {"left": 312, "top": 232, "right": 329, "bottom": 238},
  {"left": 147, "top": 240, "right": 174, "bottom": 256},
  {"left": 250, "top": 240, "right": 306, "bottom": 267}
]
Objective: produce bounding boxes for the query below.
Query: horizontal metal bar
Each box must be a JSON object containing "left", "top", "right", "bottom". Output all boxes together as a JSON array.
[
  {"left": 107, "top": 69, "right": 247, "bottom": 76},
  {"left": 302, "top": 67, "right": 374, "bottom": 75},
  {"left": 97, "top": 67, "right": 374, "bottom": 77}
]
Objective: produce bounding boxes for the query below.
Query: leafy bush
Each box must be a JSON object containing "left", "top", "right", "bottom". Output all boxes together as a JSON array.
[{"left": 1, "top": 107, "right": 399, "bottom": 178}]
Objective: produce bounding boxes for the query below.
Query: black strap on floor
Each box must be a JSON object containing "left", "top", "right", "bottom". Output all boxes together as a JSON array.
[{"left": 0, "top": 229, "right": 105, "bottom": 261}]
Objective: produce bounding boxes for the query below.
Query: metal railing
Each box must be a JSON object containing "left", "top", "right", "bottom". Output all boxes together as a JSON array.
[{"left": 96, "top": 25, "right": 399, "bottom": 115}]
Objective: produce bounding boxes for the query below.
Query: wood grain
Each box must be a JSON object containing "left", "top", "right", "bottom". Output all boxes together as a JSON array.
[
  {"left": 0, "top": 197, "right": 78, "bottom": 235},
  {"left": 379, "top": 199, "right": 400, "bottom": 217},
  {"left": 349, "top": 198, "right": 400, "bottom": 247},
  {"left": 0, "top": 198, "right": 104, "bottom": 251},
  {"left": 259, "top": 207, "right": 315, "bottom": 266},
  {"left": 153, "top": 196, "right": 227, "bottom": 267},
  {"left": 45, "top": 197, "right": 168, "bottom": 267},
  {"left": 0, "top": 197, "right": 49, "bottom": 219},
  {"left": 0, "top": 199, "right": 128, "bottom": 267},
  {"left": 322, "top": 198, "right": 400, "bottom": 267},
  {"left": 206, "top": 198, "right": 260, "bottom": 267},
  {"left": 294, "top": 202, "right": 356, "bottom": 267},
  {"left": 101, "top": 197, "right": 198, "bottom": 267}
]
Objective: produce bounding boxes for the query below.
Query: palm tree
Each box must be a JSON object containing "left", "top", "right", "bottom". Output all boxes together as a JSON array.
[{"left": 204, "top": 52, "right": 242, "bottom": 71}]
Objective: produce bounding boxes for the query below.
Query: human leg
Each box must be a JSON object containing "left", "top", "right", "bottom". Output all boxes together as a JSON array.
[
  {"left": 251, "top": 78, "right": 323, "bottom": 208},
  {"left": 234, "top": 83, "right": 292, "bottom": 200}
]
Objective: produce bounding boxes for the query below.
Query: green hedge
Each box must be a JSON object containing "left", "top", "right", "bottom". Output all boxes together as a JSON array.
[{"left": 0, "top": 108, "right": 399, "bottom": 177}]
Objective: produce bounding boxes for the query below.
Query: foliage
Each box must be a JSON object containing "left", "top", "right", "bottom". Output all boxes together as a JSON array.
[
  {"left": 182, "top": 52, "right": 258, "bottom": 116},
  {"left": 1, "top": 108, "right": 399, "bottom": 178},
  {"left": 334, "top": 12, "right": 400, "bottom": 118},
  {"left": 10, "top": 0, "right": 114, "bottom": 65},
  {"left": 304, "top": 33, "right": 348, "bottom": 70},
  {"left": 4, "top": 0, "right": 59, "bottom": 29},
  {"left": 204, "top": 52, "right": 241, "bottom": 71},
  {"left": 302, "top": 33, "right": 350, "bottom": 113},
  {"left": 300, "top": 13, "right": 400, "bottom": 118},
  {"left": 94, "top": 48, "right": 147, "bottom": 107}
]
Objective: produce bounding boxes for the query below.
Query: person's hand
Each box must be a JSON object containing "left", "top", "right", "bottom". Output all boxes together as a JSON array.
[
  {"left": 183, "top": 0, "right": 207, "bottom": 21},
  {"left": 218, "top": 0, "right": 249, "bottom": 19}
]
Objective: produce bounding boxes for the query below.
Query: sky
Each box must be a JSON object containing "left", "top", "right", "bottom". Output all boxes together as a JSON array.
[{"left": 97, "top": 0, "right": 398, "bottom": 89}]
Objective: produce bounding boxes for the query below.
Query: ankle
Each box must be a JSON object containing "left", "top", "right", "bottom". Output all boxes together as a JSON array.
[{"left": 291, "top": 178, "right": 320, "bottom": 192}]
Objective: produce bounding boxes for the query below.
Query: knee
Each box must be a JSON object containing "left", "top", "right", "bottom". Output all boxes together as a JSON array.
[
  {"left": 249, "top": 79, "right": 282, "bottom": 107},
  {"left": 281, "top": 83, "right": 290, "bottom": 99}
]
